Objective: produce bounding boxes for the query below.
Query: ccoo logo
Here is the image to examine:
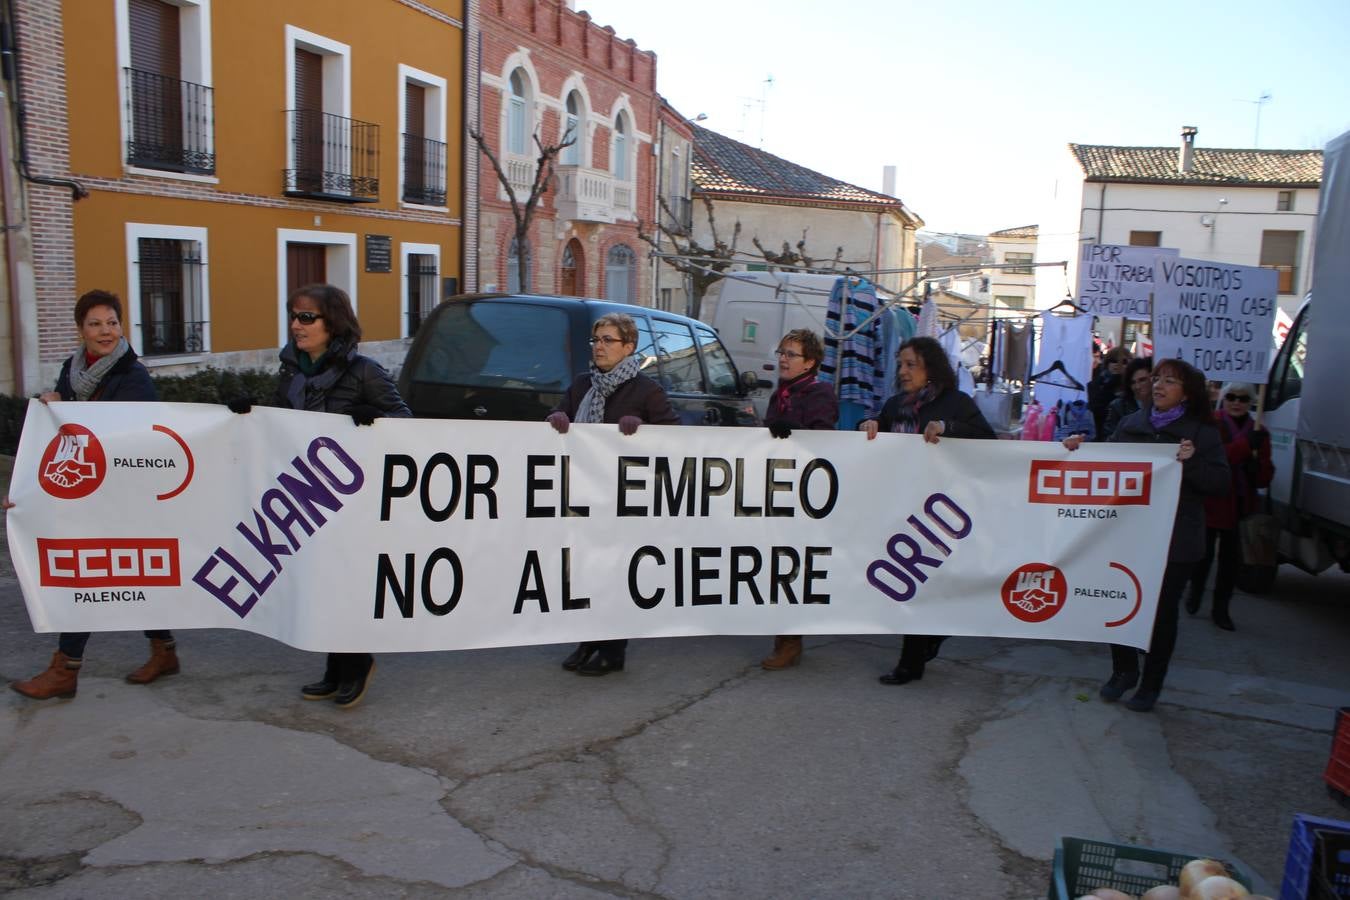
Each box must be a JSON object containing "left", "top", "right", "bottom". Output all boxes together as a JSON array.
[
  {"left": 1028, "top": 460, "right": 1152, "bottom": 506},
  {"left": 1001, "top": 563, "right": 1068, "bottom": 623},
  {"left": 39, "top": 424, "right": 107, "bottom": 500}
]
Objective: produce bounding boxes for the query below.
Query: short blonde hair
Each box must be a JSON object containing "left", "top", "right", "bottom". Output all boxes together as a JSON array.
[{"left": 592, "top": 313, "right": 637, "bottom": 346}]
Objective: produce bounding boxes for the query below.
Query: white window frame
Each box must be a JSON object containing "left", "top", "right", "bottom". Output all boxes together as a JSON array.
[
  {"left": 124, "top": 222, "right": 211, "bottom": 362},
  {"left": 284, "top": 26, "right": 352, "bottom": 192},
  {"left": 275, "top": 229, "right": 357, "bottom": 346},
  {"left": 114, "top": 0, "right": 217, "bottom": 183},
  {"left": 612, "top": 113, "right": 629, "bottom": 181},
  {"left": 400, "top": 242, "right": 441, "bottom": 338},
  {"left": 398, "top": 65, "right": 449, "bottom": 211},
  {"left": 506, "top": 68, "right": 531, "bottom": 156}
]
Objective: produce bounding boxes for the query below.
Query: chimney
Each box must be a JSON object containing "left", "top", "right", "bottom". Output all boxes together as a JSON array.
[
  {"left": 882, "top": 165, "right": 896, "bottom": 196},
  {"left": 1178, "top": 126, "right": 1197, "bottom": 173}
]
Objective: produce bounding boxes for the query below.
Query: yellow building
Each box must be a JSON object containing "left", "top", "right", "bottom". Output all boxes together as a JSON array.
[{"left": 8, "top": 0, "right": 468, "bottom": 389}]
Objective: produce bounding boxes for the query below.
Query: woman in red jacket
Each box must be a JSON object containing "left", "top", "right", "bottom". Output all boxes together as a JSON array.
[{"left": 1186, "top": 381, "right": 1273, "bottom": 631}]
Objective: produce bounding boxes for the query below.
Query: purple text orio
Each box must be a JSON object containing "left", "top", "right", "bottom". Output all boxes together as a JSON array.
[
  {"left": 193, "top": 437, "right": 364, "bottom": 617},
  {"left": 866, "top": 493, "right": 972, "bottom": 602}
]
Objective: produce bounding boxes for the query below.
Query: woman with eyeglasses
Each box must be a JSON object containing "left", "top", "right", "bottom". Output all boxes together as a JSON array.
[
  {"left": 1185, "top": 382, "right": 1273, "bottom": 630},
  {"left": 9, "top": 289, "right": 183, "bottom": 701},
  {"left": 547, "top": 313, "right": 679, "bottom": 676},
  {"left": 861, "top": 336, "right": 994, "bottom": 686},
  {"left": 1102, "top": 357, "right": 1152, "bottom": 440},
  {"left": 1064, "top": 359, "right": 1228, "bottom": 712},
  {"left": 232, "top": 284, "right": 410, "bottom": 709},
  {"left": 758, "top": 328, "right": 838, "bottom": 670}
]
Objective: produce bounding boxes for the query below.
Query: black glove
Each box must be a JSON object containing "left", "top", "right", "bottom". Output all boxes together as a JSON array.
[
  {"left": 1248, "top": 428, "right": 1268, "bottom": 451},
  {"left": 226, "top": 395, "right": 253, "bottom": 414},
  {"left": 768, "top": 421, "right": 792, "bottom": 439},
  {"left": 349, "top": 404, "right": 381, "bottom": 426}
]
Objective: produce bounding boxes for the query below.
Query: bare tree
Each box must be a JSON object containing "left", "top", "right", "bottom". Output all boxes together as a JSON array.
[
  {"left": 639, "top": 194, "right": 741, "bottom": 319},
  {"left": 751, "top": 228, "right": 863, "bottom": 271},
  {"left": 469, "top": 125, "right": 576, "bottom": 291}
]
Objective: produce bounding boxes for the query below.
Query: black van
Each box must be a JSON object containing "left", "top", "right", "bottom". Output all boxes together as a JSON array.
[{"left": 398, "top": 294, "right": 761, "bottom": 427}]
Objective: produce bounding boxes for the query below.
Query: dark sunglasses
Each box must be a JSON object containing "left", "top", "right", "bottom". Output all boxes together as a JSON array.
[
  {"left": 289, "top": 311, "right": 324, "bottom": 324},
  {"left": 1224, "top": 393, "right": 1252, "bottom": 403}
]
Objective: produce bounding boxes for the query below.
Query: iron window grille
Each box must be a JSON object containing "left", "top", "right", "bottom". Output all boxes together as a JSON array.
[
  {"left": 136, "top": 238, "right": 206, "bottom": 356},
  {"left": 402, "top": 134, "right": 448, "bottom": 206},
  {"left": 124, "top": 68, "right": 215, "bottom": 175},
  {"left": 283, "top": 109, "right": 380, "bottom": 202},
  {"left": 406, "top": 255, "right": 440, "bottom": 336}
]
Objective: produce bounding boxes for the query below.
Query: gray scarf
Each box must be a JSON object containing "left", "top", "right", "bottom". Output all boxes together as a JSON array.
[
  {"left": 67, "top": 338, "right": 130, "bottom": 401},
  {"left": 577, "top": 353, "right": 642, "bottom": 424}
]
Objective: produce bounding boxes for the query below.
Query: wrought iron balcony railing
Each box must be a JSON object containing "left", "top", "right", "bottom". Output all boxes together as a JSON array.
[
  {"left": 402, "top": 133, "right": 448, "bottom": 206},
  {"left": 124, "top": 68, "right": 215, "bottom": 175},
  {"left": 283, "top": 109, "right": 379, "bottom": 202}
]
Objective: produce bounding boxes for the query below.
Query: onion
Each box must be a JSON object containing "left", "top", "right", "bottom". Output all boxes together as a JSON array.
[
  {"left": 1191, "top": 876, "right": 1249, "bottom": 899},
  {"left": 1180, "top": 860, "right": 1229, "bottom": 897},
  {"left": 1142, "top": 887, "right": 1182, "bottom": 900}
]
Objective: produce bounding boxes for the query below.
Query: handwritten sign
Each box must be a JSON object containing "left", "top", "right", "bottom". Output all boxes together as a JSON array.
[
  {"left": 1076, "top": 244, "right": 1178, "bottom": 318},
  {"left": 1152, "top": 259, "right": 1277, "bottom": 383}
]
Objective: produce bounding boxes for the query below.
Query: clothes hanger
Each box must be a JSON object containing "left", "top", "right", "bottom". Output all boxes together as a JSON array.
[
  {"left": 1028, "top": 359, "right": 1086, "bottom": 391},
  {"left": 1046, "top": 296, "right": 1082, "bottom": 316}
]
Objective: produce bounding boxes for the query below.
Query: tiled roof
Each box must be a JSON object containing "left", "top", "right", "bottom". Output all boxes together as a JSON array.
[
  {"left": 1070, "top": 144, "right": 1322, "bottom": 187},
  {"left": 989, "top": 224, "right": 1038, "bottom": 239},
  {"left": 691, "top": 124, "right": 915, "bottom": 215}
]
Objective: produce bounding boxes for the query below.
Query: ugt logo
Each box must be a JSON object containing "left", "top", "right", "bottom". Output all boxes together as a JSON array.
[
  {"left": 1001, "top": 563, "right": 1067, "bottom": 623},
  {"left": 39, "top": 425, "right": 107, "bottom": 500}
]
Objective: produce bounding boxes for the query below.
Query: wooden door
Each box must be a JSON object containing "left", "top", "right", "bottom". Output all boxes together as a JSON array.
[
  {"left": 128, "top": 0, "right": 181, "bottom": 161},
  {"left": 404, "top": 83, "right": 426, "bottom": 199},
  {"left": 287, "top": 244, "right": 327, "bottom": 296},
  {"left": 294, "top": 49, "right": 324, "bottom": 191}
]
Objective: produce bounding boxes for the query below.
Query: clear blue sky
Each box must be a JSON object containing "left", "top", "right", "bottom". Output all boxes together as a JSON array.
[{"left": 577, "top": 0, "right": 1350, "bottom": 234}]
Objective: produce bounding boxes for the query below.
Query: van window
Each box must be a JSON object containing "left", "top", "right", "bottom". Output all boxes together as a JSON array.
[
  {"left": 695, "top": 325, "right": 739, "bottom": 396},
  {"left": 632, "top": 315, "right": 663, "bottom": 380},
  {"left": 1267, "top": 304, "right": 1309, "bottom": 411},
  {"left": 412, "top": 301, "right": 571, "bottom": 390},
  {"left": 651, "top": 318, "right": 704, "bottom": 394}
]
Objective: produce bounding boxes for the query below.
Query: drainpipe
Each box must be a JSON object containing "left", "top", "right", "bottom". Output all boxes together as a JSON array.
[{"left": 1096, "top": 183, "right": 1106, "bottom": 244}]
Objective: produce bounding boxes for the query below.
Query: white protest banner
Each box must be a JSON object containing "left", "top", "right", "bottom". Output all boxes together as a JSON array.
[
  {"left": 1076, "top": 243, "right": 1179, "bottom": 318},
  {"left": 7, "top": 402, "right": 1182, "bottom": 652},
  {"left": 1152, "top": 258, "right": 1278, "bottom": 383}
]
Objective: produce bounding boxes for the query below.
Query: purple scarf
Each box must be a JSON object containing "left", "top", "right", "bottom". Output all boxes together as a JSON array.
[{"left": 1149, "top": 403, "right": 1187, "bottom": 431}]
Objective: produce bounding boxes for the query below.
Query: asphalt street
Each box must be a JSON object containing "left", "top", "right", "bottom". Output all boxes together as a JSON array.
[{"left": 2, "top": 453, "right": 1348, "bottom": 898}]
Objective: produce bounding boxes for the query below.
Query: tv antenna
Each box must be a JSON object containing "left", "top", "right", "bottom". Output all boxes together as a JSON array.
[
  {"left": 737, "top": 74, "right": 774, "bottom": 147},
  {"left": 1239, "top": 91, "right": 1272, "bottom": 147}
]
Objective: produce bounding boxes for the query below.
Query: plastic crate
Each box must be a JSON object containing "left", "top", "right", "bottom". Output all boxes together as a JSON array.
[
  {"left": 1325, "top": 707, "right": 1350, "bottom": 808},
  {"left": 1281, "top": 813, "right": 1350, "bottom": 900},
  {"left": 1311, "top": 828, "right": 1350, "bottom": 900},
  {"left": 1048, "top": 836, "right": 1250, "bottom": 900}
]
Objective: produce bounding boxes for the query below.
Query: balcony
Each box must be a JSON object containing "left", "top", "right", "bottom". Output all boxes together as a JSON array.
[
  {"left": 402, "top": 134, "right": 447, "bottom": 207},
  {"left": 283, "top": 110, "right": 380, "bottom": 202},
  {"left": 124, "top": 68, "right": 215, "bottom": 175},
  {"left": 554, "top": 166, "right": 635, "bottom": 223},
  {"left": 503, "top": 156, "right": 535, "bottom": 199}
]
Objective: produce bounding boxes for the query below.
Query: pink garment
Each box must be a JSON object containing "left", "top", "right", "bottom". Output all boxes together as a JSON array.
[
  {"left": 1038, "top": 406, "right": 1058, "bottom": 442},
  {"left": 1020, "top": 403, "right": 1042, "bottom": 441}
]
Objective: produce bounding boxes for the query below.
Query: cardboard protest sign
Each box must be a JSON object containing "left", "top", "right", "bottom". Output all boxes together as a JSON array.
[
  {"left": 1076, "top": 243, "right": 1178, "bottom": 318},
  {"left": 1152, "top": 259, "right": 1278, "bottom": 382}
]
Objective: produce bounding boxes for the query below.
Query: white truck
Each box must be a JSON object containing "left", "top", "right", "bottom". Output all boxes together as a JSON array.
[{"left": 1259, "top": 126, "right": 1350, "bottom": 579}]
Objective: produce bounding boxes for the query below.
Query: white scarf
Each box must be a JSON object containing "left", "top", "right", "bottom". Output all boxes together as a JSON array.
[{"left": 67, "top": 338, "right": 130, "bottom": 401}]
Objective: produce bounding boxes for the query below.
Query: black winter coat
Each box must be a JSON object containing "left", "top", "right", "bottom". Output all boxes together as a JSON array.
[
  {"left": 274, "top": 343, "right": 411, "bottom": 418},
  {"left": 55, "top": 348, "right": 157, "bottom": 402},
  {"left": 1109, "top": 409, "right": 1228, "bottom": 563},
  {"left": 766, "top": 372, "right": 838, "bottom": 431},
  {"left": 872, "top": 387, "right": 995, "bottom": 439},
  {"left": 553, "top": 371, "right": 679, "bottom": 426}
]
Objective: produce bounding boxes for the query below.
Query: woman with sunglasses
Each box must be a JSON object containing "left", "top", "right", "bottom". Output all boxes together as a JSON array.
[
  {"left": 1102, "top": 357, "right": 1152, "bottom": 441},
  {"left": 547, "top": 313, "right": 679, "bottom": 676},
  {"left": 237, "top": 284, "right": 410, "bottom": 709},
  {"left": 1064, "top": 359, "right": 1228, "bottom": 712},
  {"left": 1186, "top": 382, "right": 1273, "bottom": 630},
  {"left": 758, "top": 328, "right": 838, "bottom": 670}
]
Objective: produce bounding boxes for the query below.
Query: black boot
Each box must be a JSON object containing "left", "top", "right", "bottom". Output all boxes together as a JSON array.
[
  {"left": 577, "top": 651, "right": 625, "bottom": 676},
  {"left": 1099, "top": 671, "right": 1139, "bottom": 702},
  {"left": 302, "top": 656, "right": 342, "bottom": 700},
  {"left": 335, "top": 660, "right": 375, "bottom": 709},
  {"left": 561, "top": 643, "right": 595, "bottom": 671}
]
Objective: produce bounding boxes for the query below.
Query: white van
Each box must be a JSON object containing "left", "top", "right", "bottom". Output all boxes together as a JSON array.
[{"left": 703, "top": 271, "right": 870, "bottom": 417}]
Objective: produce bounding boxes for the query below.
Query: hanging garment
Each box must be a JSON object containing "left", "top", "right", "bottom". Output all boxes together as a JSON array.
[
  {"left": 1033, "top": 311, "right": 1093, "bottom": 407},
  {"left": 879, "top": 304, "right": 917, "bottom": 400},
  {"left": 938, "top": 326, "right": 975, "bottom": 395},
  {"left": 1037, "top": 404, "right": 1059, "bottom": 442},
  {"left": 917, "top": 297, "right": 940, "bottom": 338},
  {"left": 996, "top": 321, "right": 1033, "bottom": 382},
  {"left": 1053, "top": 399, "right": 1097, "bottom": 441},
  {"left": 1020, "top": 402, "right": 1043, "bottom": 441},
  {"left": 819, "top": 277, "right": 886, "bottom": 418}
]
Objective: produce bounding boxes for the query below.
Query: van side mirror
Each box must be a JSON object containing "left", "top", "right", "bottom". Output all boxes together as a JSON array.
[{"left": 741, "top": 370, "right": 763, "bottom": 391}]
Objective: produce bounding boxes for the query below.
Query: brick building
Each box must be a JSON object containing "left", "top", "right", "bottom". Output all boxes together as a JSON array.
[
  {"left": 5, "top": 0, "right": 469, "bottom": 390},
  {"left": 475, "top": 0, "right": 657, "bottom": 302}
]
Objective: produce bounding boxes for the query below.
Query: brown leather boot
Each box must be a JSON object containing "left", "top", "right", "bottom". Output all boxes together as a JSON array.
[
  {"left": 761, "top": 635, "right": 802, "bottom": 670},
  {"left": 10, "top": 651, "right": 80, "bottom": 699},
  {"left": 125, "top": 638, "right": 180, "bottom": 685}
]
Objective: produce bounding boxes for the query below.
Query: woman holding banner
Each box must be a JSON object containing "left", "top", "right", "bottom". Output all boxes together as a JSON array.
[
  {"left": 1185, "top": 382, "right": 1273, "bottom": 631},
  {"left": 548, "top": 313, "right": 679, "bottom": 677},
  {"left": 235, "top": 283, "right": 410, "bottom": 709},
  {"left": 1065, "top": 358, "right": 1228, "bottom": 712},
  {"left": 759, "top": 328, "right": 838, "bottom": 670},
  {"left": 9, "top": 290, "right": 182, "bottom": 701},
  {"left": 862, "top": 336, "right": 994, "bottom": 686}
]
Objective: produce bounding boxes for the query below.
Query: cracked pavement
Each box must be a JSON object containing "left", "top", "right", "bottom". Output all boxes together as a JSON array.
[{"left": 2, "top": 470, "right": 1348, "bottom": 897}]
